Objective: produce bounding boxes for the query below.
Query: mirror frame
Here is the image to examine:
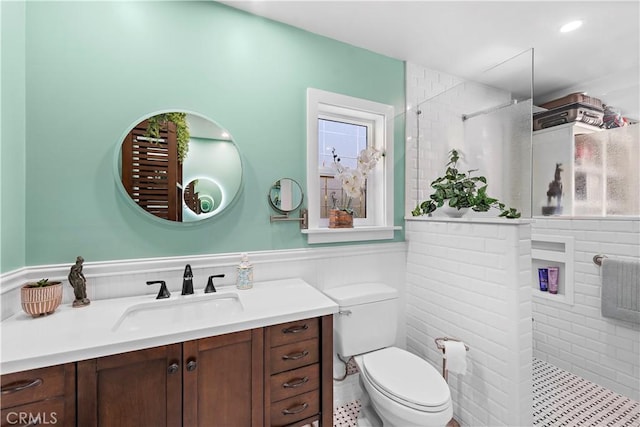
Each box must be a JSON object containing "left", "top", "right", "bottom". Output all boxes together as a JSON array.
[
  {"left": 113, "top": 109, "right": 243, "bottom": 225},
  {"left": 268, "top": 178, "right": 304, "bottom": 214}
]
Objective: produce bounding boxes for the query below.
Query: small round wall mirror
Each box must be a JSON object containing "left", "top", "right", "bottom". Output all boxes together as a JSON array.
[
  {"left": 116, "top": 111, "right": 242, "bottom": 223},
  {"left": 268, "top": 178, "right": 304, "bottom": 213}
]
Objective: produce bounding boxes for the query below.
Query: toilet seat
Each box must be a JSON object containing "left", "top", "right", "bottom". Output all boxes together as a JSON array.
[{"left": 360, "top": 347, "right": 451, "bottom": 413}]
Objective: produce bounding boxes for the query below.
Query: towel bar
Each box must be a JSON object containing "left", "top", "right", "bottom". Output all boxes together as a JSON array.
[{"left": 593, "top": 254, "right": 607, "bottom": 266}]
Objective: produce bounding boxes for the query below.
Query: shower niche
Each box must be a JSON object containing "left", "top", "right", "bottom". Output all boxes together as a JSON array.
[{"left": 531, "top": 234, "right": 575, "bottom": 305}]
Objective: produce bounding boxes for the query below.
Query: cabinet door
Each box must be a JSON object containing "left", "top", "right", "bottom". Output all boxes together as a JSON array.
[
  {"left": 77, "top": 344, "right": 182, "bottom": 427},
  {"left": 183, "top": 329, "right": 264, "bottom": 427},
  {"left": 1, "top": 363, "right": 75, "bottom": 427}
]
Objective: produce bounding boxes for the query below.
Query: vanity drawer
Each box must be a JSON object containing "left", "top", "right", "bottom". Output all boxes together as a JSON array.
[
  {"left": 0, "top": 365, "right": 66, "bottom": 409},
  {"left": 269, "top": 317, "right": 319, "bottom": 348},
  {"left": 0, "top": 397, "right": 65, "bottom": 427},
  {"left": 270, "top": 364, "right": 319, "bottom": 403},
  {"left": 270, "top": 338, "right": 319, "bottom": 374},
  {"left": 270, "top": 390, "right": 320, "bottom": 427}
]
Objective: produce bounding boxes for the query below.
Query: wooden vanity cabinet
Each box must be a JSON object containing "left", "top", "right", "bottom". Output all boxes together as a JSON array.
[
  {"left": 265, "top": 316, "right": 333, "bottom": 427},
  {"left": 0, "top": 363, "right": 75, "bottom": 427},
  {"left": 77, "top": 329, "right": 264, "bottom": 427},
  {"left": 5, "top": 314, "right": 332, "bottom": 427}
]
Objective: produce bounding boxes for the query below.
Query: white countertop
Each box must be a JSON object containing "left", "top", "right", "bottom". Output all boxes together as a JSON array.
[{"left": 0, "top": 278, "right": 339, "bottom": 374}]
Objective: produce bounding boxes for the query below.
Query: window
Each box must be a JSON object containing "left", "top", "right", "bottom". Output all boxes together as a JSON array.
[
  {"left": 318, "top": 118, "right": 372, "bottom": 222},
  {"left": 304, "top": 88, "right": 398, "bottom": 243}
]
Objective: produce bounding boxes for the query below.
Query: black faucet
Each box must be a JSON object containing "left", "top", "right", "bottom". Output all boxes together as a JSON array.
[
  {"left": 182, "top": 264, "right": 194, "bottom": 295},
  {"left": 204, "top": 274, "right": 225, "bottom": 293},
  {"left": 147, "top": 280, "right": 171, "bottom": 299}
]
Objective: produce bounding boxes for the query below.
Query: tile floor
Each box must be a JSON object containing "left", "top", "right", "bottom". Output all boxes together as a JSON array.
[
  {"left": 533, "top": 358, "right": 640, "bottom": 427},
  {"left": 333, "top": 358, "right": 640, "bottom": 427},
  {"left": 333, "top": 400, "right": 362, "bottom": 427}
]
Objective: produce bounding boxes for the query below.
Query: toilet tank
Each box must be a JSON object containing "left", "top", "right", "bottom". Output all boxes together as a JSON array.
[{"left": 324, "top": 283, "right": 398, "bottom": 358}]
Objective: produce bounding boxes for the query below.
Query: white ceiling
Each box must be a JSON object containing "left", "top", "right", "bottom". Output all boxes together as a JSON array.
[{"left": 220, "top": 0, "right": 640, "bottom": 120}]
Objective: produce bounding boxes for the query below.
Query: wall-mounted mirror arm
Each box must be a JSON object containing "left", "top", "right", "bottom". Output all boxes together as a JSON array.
[
  {"left": 268, "top": 178, "right": 307, "bottom": 229},
  {"left": 270, "top": 208, "right": 308, "bottom": 229}
]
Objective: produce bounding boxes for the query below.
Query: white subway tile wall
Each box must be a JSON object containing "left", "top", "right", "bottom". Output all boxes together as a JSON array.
[
  {"left": 532, "top": 218, "right": 640, "bottom": 401},
  {"left": 405, "top": 218, "right": 533, "bottom": 427}
]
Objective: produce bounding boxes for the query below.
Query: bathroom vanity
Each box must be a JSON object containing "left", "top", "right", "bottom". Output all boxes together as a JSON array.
[{"left": 0, "top": 279, "right": 338, "bottom": 427}]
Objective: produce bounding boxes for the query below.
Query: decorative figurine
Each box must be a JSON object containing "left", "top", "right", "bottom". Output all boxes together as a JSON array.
[
  {"left": 68, "top": 256, "right": 90, "bottom": 307},
  {"left": 542, "top": 163, "right": 563, "bottom": 216}
]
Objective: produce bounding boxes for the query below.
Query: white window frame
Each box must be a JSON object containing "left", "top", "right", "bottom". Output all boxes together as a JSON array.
[{"left": 304, "top": 88, "right": 399, "bottom": 244}]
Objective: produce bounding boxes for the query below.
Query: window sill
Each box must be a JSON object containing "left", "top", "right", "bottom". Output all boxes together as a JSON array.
[{"left": 301, "top": 225, "right": 402, "bottom": 244}]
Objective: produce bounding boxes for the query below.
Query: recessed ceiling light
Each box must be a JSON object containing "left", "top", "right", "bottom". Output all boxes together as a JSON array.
[{"left": 560, "top": 20, "right": 583, "bottom": 33}]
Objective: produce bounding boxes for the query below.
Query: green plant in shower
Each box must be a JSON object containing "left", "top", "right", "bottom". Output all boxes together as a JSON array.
[
  {"left": 144, "top": 112, "right": 190, "bottom": 163},
  {"left": 411, "top": 149, "right": 521, "bottom": 219}
]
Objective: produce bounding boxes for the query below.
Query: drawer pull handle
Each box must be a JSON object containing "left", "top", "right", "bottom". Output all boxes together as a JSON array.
[
  {"left": 1, "top": 378, "right": 43, "bottom": 395},
  {"left": 282, "top": 324, "right": 308, "bottom": 334},
  {"left": 283, "top": 376, "right": 309, "bottom": 388},
  {"left": 282, "top": 402, "right": 309, "bottom": 415},
  {"left": 282, "top": 350, "right": 309, "bottom": 361}
]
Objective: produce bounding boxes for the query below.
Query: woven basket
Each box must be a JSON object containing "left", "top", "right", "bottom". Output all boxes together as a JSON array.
[{"left": 21, "top": 282, "right": 63, "bottom": 317}]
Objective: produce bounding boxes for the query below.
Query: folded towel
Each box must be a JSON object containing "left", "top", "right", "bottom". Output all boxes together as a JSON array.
[{"left": 601, "top": 258, "right": 640, "bottom": 324}]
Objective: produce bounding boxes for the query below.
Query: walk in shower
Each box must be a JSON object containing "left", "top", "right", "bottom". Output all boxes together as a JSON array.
[{"left": 404, "top": 49, "right": 639, "bottom": 426}]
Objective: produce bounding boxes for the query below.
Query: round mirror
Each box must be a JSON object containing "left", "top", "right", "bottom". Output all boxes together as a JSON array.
[
  {"left": 116, "top": 111, "right": 242, "bottom": 222},
  {"left": 183, "top": 177, "right": 223, "bottom": 220},
  {"left": 268, "top": 178, "right": 304, "bottom": 213}
]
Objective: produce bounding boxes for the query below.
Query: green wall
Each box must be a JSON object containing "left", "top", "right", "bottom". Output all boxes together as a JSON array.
[
  {"left": 1, "top": 0, "right": 27, "bottom": 273},
  {"left": 13, "top": 1, "right": 405, "bottom": 268}
]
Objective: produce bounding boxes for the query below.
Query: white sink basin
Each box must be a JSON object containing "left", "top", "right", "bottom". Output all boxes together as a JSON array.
[{"left": 113, "top": 292, "right": 243, "bottom": 333}]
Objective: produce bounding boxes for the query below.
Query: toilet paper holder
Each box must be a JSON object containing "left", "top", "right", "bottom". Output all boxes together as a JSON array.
[{"left": 434, "top": 337, "right": 469, "bottom": 381}]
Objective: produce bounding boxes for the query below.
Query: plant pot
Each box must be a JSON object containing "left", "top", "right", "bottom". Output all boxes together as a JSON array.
[
  {"left": 441, "top": 206, "right": 469, "bottom": 218},
  {"left": 21, "top": 282, "right": 63, "bottom": 318},
  {"left": 328, "top": 209, "right": 353, "bottom": 228}
]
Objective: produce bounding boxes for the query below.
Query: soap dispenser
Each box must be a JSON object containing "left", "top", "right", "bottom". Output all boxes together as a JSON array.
[{"left": 236, "top": 253, "right": 253, "bottom": 290}]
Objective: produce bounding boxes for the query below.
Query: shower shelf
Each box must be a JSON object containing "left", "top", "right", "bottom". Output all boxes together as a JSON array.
[{"left": 531, "top": 234, "right": 575, "bottom": 305}]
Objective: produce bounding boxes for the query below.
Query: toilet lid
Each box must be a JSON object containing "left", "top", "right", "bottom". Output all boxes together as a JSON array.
[{"left": 361, "top": 347, "right": 451, "bottom": 411}]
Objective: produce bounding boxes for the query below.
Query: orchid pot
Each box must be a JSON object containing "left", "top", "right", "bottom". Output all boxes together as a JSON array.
[{"left": 328, "top": 209, "right": 354, "bottom": 228}]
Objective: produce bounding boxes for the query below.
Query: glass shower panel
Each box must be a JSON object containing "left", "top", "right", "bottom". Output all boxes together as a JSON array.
[
  {"left": 574, "top": 125, "right": 640, "bottom": 216},
  {"left": 407, "top": 49, "right": 533, "bottom": 217}
]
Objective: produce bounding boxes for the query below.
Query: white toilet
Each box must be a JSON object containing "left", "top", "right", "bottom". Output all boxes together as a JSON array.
[{"left": 324, "top": 283, "right": 453, "bottom": 427}]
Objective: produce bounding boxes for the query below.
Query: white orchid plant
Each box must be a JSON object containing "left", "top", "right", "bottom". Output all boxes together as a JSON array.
[{"left": 330, "top": 146, "right": 383, "bottom": 214}]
